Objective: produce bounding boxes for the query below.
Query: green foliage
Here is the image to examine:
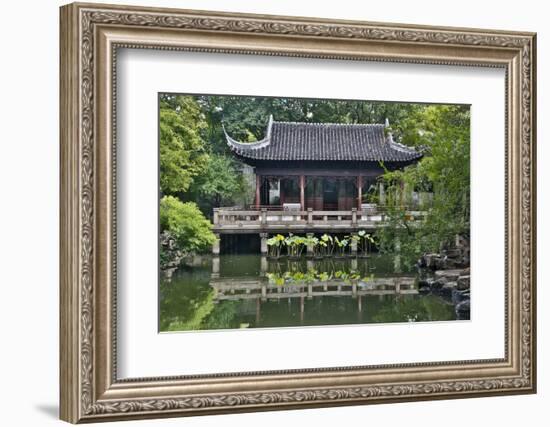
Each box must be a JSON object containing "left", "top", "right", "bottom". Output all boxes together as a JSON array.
[
  {"left": 159, "top": 95, "right": 209, "bottom": 195},
  {"left": 159, "top": 278, "right": 215, "bottom": 331},
  {"left": 304, "top": 235, "right": 320, "bottom": 257},
  {"left": 376, "top": 105, "right": 470, "bottom": 264},
  {"left": 357, "top": 230, "right": 375, "bottom": 255},
  {"left": 159, "top": 196, "right": 216, "bottom": 254},
  {"left": 334, "top": 236, "right": 349, "bottom": 256},
  {"left": 160, "top": 94, "right": 253, "bottom": 215},
  {"left": 266, "top": 234, "right": 285, "bottom": 258},
  {"left": 320, "top": 234, "right": 335, "bottom": 256},
  {"left": 202, "top": 301, "right": 240, "bottom": 330},
  {"left": 284, "top": 234, "right": 307, "bottom": 257},
  {"left": 188, "top": 153, "right": 246, "bottom": 208}
]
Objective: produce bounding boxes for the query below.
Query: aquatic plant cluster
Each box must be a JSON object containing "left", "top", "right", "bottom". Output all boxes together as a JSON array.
[{"left": 266, "top": 231, "right": 375, "bottom": 259}]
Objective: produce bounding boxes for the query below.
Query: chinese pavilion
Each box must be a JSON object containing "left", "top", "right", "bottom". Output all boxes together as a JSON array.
[{"left": 225, "top": 116, "right": 422, "bottom": 211}]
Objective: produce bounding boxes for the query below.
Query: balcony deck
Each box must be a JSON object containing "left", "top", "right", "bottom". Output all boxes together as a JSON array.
[{"left": 213, "top": 207, "right": 426, "bottom": 234}]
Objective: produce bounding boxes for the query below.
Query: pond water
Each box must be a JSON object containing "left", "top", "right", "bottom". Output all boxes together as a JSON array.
[{"left": 159, "top": 254, "right": 459, "bottom": 332}]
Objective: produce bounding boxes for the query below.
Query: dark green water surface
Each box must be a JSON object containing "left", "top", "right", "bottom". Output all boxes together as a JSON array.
[{"left": 160, "top": 254, "right": 457, "bottom": 332}]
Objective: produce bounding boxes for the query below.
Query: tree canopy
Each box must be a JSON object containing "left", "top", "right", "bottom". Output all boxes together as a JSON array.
[
  {"left": 375, "top": 105, "right": 470, "bottom": 265},
  {"left": 188, "top": 153, "right": 246, "bottom": 209},
  {"left": 159, "top": 95, "right": 209, "bottom": 195}
]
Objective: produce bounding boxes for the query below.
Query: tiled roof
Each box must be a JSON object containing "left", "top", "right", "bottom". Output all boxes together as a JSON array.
[{"left": 225, "top": 116, "right": 422, "bottom": 163}]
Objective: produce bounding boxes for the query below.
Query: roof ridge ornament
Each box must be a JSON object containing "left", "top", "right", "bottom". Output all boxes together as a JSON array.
[
  {"left": 383, "top": 118, "right": 418, "bottom": 154},
  {"left": 384, "top": 117, "right": 395, "bottom": 144},
  {"left": 223, "top": 115, "right": 273, "bottom": 150},
  {"left": 266, "top": 114, "right": 274, "bottom": 139}
]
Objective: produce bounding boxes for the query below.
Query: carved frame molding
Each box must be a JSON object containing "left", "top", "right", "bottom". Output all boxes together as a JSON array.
[{"left": 60, "top": 2, "right": 536, "bottom": 423}]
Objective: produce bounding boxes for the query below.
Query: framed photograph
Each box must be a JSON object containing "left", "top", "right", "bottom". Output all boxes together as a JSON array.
[{"left": 60, "top": 2, "right": 537, "bottom": 423}]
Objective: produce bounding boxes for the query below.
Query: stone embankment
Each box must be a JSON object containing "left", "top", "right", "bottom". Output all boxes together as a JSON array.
[{"left": 417, "top": 236, "right": 470, "bottom": 320}]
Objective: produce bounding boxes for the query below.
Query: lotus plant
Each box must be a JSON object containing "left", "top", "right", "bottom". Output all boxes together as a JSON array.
[
  {"left": 284, "top": 234, "right": 307, "bottom": 258},
  {"left": 320, "top": 234, "right": 334, "bottom": 257},
  {"left": 335, "top": 236, "right": 349, "bottom": 257},
  {"left": 267, "top": 232, "right": 369, "bottom": 260},
  {"left": 266, "top": 234, "right": 285, "bottom": 258},
  {"left": 357, "top": 230, "right": 375, "bottom": 256},
  {"left": 303, "top": 235, "right": 320, "bottom": 257}
]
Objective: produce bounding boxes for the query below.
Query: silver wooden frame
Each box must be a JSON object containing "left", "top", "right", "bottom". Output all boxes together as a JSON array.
[{"left": 60, "top": 2, "right": 536, "bottom": 423}]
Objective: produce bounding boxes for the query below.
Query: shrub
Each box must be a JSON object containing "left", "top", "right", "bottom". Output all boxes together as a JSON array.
[{"left": 159, "top": 196, "right": 217, "bottom": 254}]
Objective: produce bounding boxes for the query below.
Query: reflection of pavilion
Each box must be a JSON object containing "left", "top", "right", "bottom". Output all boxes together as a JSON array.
[
  {"left": 210, "top": 276, "right": 417, "bottom": 301},
  {"left": 210, "top": 256, "right": 416, "bottom": 324}
]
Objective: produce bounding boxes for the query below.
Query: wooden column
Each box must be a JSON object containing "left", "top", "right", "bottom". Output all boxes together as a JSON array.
[
  {"left": 255, "top": 174, "right": 261, "bottom": 209},
  {"left": 357, "top": 174, "right": 363, "bottom": 209},
  {"left": 299, "top": 175, "right": 305, "bottom": 210}
]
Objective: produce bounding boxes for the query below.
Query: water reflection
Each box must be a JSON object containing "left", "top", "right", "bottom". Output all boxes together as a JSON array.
[{"left": 160, "top": 254, "right": 457, "bottom": 332}]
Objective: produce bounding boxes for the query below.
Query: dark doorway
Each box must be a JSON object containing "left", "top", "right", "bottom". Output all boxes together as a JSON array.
[{"left": 323, "top": 178, "right": 338, "bottom": 210}]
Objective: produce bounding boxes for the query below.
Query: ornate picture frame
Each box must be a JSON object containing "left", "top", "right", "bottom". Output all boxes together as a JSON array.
[{"left": 60, "top": 2, "right": 536, "bottom": 423}]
